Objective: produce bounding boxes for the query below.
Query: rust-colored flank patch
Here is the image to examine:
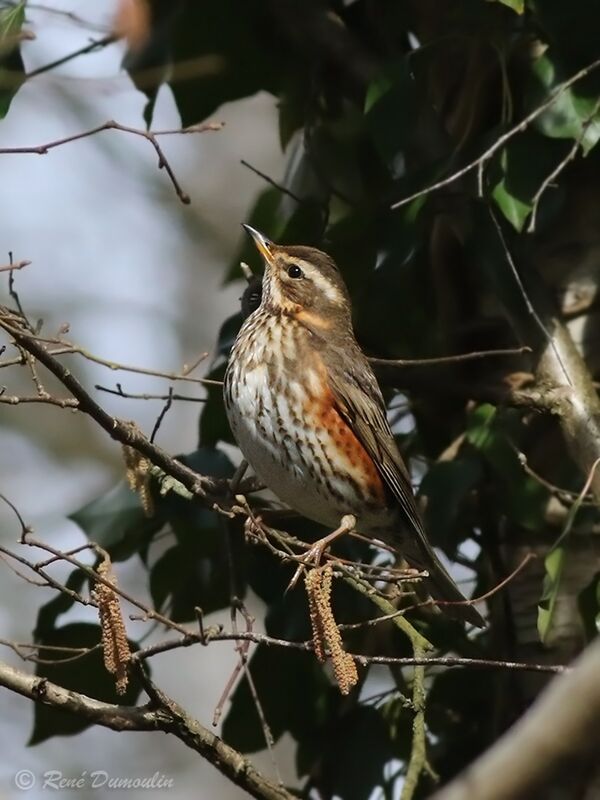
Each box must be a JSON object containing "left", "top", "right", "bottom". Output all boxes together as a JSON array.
[{"left": 309, "top": 389, "right": 386, "bottom": 505}]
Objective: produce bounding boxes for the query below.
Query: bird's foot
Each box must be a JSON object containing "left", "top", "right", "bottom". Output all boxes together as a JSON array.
[{"left": 286, "top": 514, "right": 356, "bottom": 592}]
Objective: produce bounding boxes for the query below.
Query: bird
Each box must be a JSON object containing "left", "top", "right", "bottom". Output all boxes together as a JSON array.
[{"left": 224, "top": 225, "right": 485, "bottom": 628}]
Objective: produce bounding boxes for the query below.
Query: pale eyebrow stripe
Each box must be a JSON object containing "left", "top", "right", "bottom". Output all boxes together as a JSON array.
[{"left": 299, "top": 260, "right": 342, "bottom": 304}]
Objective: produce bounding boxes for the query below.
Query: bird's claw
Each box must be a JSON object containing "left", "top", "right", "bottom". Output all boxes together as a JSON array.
[
  {"left": 285, "top": 515, "right": 357, "bottom": 593},
  {"left": 286, "top": 541, "right": 330, "bottom": 593}
]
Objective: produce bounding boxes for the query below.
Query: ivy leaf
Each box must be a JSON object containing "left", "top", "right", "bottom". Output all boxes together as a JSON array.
[
  {"left": 578, "top": 572, "right": 600, "bottom": 643},
  {"left": 365, "top": 60, "right": 418, "bottom": 175},
  {"left": 420, "top": 458, "right": 482, "bottom": 551},
  {"left": 466, "top": 405, "right": 548, "bottom": 530},
  {"left": 222, "top": 645, "right": 336, "bottom": 755},
  {"left": 150, "top": 536, "right": 233, "bottom": 620},
  {"left": 29, "top": 623, "right": 146, "bottom": 745},
  {"left": 537, "top": 471, "right": 595, "bottom": 643},
  {"left": 427, "top": 668, "right": 495, "bottom": 778},
  {"left": 313, "top": 705, "right": 398, "bottom": 799},
  {"left": 494, "top": 0, "right": 524, "bottom": 13},
  {"left": 70, "top": 480, "right": 164, "bottom": 561},
  {"left": 491, "top": 132, "right": 571, "bottom": 231},
  {"left": 0, "top": 0, "right": 26, "bottom": 119},
  {"left": 530, "top": 53, "right": 600, "bottom": 155},
  {"left": 127, "top": 0, "right": 286, "bottom": 127},
  {"left": 34, "top": 569, "right": 87, "bottom": 639},
  {"left": 492, "top": 171, "right": 532, "bottom": 232},
  {"left": 537, "top": 546, "right": 566, "bottom": 644}
]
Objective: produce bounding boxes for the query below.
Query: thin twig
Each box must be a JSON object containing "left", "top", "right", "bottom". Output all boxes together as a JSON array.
[
  {"left": 401, "top": 652, "right": 432, "bottom": 799},
  {"left": 23, "top": 534, "right": 192, "bottom": 638},
  {"left": 391, "top": 56, "right": 600, "bottom": 209},
  {"left": 527, "top": 97, "right": 600, "bottom": 233},
  {"left": 150, "top": 387, "right": 174, "bottom": 444},
  {"left": 22, "top": 2, "right": 108, "bottom": 30},
  {"left": 0, "top": 312, "right": 228, "bottom": 504},
  {"left": 131, "top": 631, "right": 566, "bottom": 674},
  {"left": 0, "top": 120, "right": 224, "bottom": 204},
  {"left": 488, "top": 209, "right": 573, "bottom": 387},
  {"left": 369, "top": 346, "right": 531, "bottom": 368},
  {"left": 0, "top": 637, "right": 98, "bottom": 665},
  {"left": 0, "top": 392, "right": 78, "bottom": 407},
  {"left": 27, "top": 34, "right": 116, "bottom": 78},
  {"left": 95, "top": 383, "right": 206, "bottom": 402},
  {"left": 240, "top": 159, "right": 304, "bottom": 204},
  {"left": 0, "top": 258, "right": 29, "bottom": 273}
]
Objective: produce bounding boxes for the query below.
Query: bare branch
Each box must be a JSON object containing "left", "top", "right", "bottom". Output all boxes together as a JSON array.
[
  {"left": 0, "top": 312, "right": 222, "bottom": 503},
  {"left": 26, "top": 35, "right": 116, "bottom": 78},
  {"left": 0, "top": 659, "right": 294, "bottom": 800},
  {"left": 0, "top": 120, "right": 224, "bottom": 204},
  {"left": 0, "top": 392, "right": 78, "bottom": 407},
  {"left": 0, "top": 258, "right": 29, "bottom": 273},
  {"left": 490, "top": 214, "right": 600, "bottom": 502},
  {"left": 527, "top": 97, "right": 600, "bottom": 233},
  {"left": 369, "top": 346, "right": 531, "bottom": 368},
  {"left": 241, "top": 159, "right": 304, "bottom": 204},
  {"left": 96, "top": 383, "right": 206, "bottom": 402},
  {"left": 431, "top": 640, "right": 600, "bottom": 800},
  {"left": 391, "top": 56, "right": 600, "bottom": 210}
]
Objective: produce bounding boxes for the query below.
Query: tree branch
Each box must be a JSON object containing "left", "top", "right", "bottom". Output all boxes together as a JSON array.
[
  {"left": 0, "top": 659, "right": 294, "bottom": 800},
  {"left": 430, "top": 639, "right": 600, "bottom": 800},
  {"left": 0, "top": 120, "right": 224, "bottom": 204},
  {"left": 390, "top": 56, "right": 600, "bottom": 209},
  {"left": 0, "top": 311, "right": 219, "bottom": 503},
  {"left": 490, "top": 214, "right": 600, "bottom": 503}
]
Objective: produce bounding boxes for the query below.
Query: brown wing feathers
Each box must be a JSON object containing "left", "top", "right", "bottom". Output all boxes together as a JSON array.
[{"left": 326, "top": 353, "right": 485, "bottom": 627}]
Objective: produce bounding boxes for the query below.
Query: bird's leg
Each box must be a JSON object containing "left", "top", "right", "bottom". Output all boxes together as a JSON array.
[
  {"left": 287, "top": 514, "right": 357, "bottom": 591},
  {"left": 229, "top": 460, "right": 248, "bottom": 493}
]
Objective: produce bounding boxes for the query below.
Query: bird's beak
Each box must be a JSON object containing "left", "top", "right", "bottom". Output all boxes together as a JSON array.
[{"left": 242, "top": 224, "right": 275, "bottom": 265}]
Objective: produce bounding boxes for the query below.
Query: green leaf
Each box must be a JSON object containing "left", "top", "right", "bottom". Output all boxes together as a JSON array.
[
  {"left": 34, "top": 569, "right": 87, "bottom": 639},
  {"left": 530, "top": 53, "right": 600, "bottom": 155},
  {"left": 537, "top": 468, "right": 596, "bottom": 643},
  {"left": 29, "top": 623, "right": 146, "bottom": 745},
  {"left": 180, "top": 446, "right": 234, "bottom": 481},
  {"left": 427, "top": 668, "right": 495, "bottom": 778},
  {"left": 537, "top": 546, "right": 565, "bottom": 644},
  {"left": 466, "top": 405, "right": 548, "bottom": 530},
  {"left": 494, "top": 0, "right": 524, "bottom": 13},
  {"left": 365, "top": 61, "right": 418, "bottom": 174},
  {"left": 491, "top": 133, "right": 572, "bottom": 231},
  {"left": 128, "top": 0, "right": 288, "bottom": 127},
  {"left": 420, "top": 458, "right": 482, "bottom": 551},
  {"left": 278, "top": 75, "right": 310, "bottom": 150},
  {"left": 150, "top": 538, "right": 232, "bottom": 620},
  {"left": 222, "top": 645, "right": 334, "bottom": 754},
  {"left": 465, "top": 404, "right": 496, "bottom": 450},
  {"left": 578, "top": 572, "right": 600, "bottom": 643},
  {"left": 148, "top": 446, "right": 237, "bottom": 619},
  {"left": 492, "top": 173, "right": 532, "bottom": 232},
  {"left": 70, "top": 481, "right": 164, "bottom": 561},
  {"left": 198, "top": 363, "right": 234, "bottom": 447},
  {"left": 309, "top": 705, "right": 398, "bottom": 799},
  {"left": 0, "top": 0, "right": 26, "bottom": 119}
]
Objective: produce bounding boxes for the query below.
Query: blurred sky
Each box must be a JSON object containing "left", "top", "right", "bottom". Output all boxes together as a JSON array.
[{"left": 0, "top": 2, "right": 289, "bottom": 797}]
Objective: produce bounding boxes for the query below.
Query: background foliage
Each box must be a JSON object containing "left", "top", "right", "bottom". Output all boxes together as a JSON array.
[{"left": 2, "top": 1, "right": 600, "bottom": 798}]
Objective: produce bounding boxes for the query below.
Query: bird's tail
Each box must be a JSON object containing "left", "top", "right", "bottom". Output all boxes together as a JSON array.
[{"left": 408, "top": 544, "right": 486, "bottom": 628}]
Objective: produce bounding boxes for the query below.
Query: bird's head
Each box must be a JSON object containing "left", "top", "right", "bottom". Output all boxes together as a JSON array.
[{"left": 242, "top": 224, "right": 351, "bottom": 331}]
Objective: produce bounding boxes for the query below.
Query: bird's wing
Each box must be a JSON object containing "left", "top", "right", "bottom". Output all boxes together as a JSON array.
[
  {"left": 324, "top": 348, "right": 485, "bottom": 627},
  {"left": 325, "top": 350, "right": 429, "bottom": 546}
]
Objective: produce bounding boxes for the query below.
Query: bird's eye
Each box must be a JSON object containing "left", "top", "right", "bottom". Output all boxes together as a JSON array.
[{"left": 287, "top": 264, "right": 304, "bottom": 279}]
